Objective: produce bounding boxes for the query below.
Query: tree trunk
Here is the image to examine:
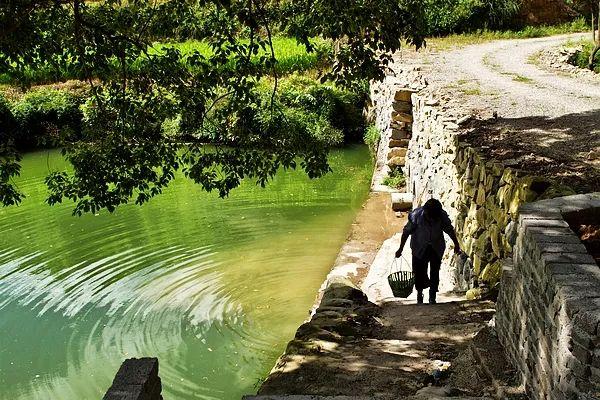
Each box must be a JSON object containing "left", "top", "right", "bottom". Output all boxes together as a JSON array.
[{"left": 590, "top": 4, "right": 600, "bottom": 71}]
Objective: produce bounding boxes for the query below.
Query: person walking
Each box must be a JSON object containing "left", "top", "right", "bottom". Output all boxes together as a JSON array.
[{"left": 395, "top": 198, "right": 461, "bottom": 304}]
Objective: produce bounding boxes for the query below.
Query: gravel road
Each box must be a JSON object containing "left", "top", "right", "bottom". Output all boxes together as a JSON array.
[
  {"left": 434, "top": 33, "right": 599, "bottom": 118},
  {"left": 398, "top": 33, "right": 600, "bottom": 191}
]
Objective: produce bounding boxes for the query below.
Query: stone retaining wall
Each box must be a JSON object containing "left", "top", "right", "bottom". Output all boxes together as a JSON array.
[
  {"left": 369, "top": 71, "right": 554, "bottom": 291},
  {"left": 496, "top": 194, "right": 600, "bottom": 400},
  {"left": 405, "top": 93, "right": 557, "bottom": 290}
]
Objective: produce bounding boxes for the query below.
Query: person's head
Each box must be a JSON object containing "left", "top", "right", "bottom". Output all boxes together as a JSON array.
[{"left": 423, "top": 198, "right": 443, "bottom": 220}]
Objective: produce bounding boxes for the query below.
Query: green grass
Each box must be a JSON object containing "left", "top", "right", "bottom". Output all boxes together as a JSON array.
[
  {"left": 153, "top": 37, "right": 331, "bottom": 75},
  {"left": 427, "top": 18, "right": 588, "bottom": 50},
  {"left": 568, "top": 41, "right": 600, "bottom": 73},
  {"left": 511, "top": 74, "right": 533, "bottom": 83},
  {"left": 363, "top": 125, "right": 380, "bottom": 157},
  {"left": 382, "top": 168, "right": 406, "bottom": 189},
  {"left": 0, "top": 36, "right": 332, "bottom": 85},
  {"left": 461, "top": 88, "right": 483, "bottom": 95}
]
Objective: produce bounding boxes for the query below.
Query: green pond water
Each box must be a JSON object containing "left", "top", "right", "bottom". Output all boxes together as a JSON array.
[{"left": 0, "top": 146, "right": 373, "bottom": 400}]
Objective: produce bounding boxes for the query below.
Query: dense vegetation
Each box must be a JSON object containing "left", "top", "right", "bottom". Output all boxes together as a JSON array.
[
  {"left": 424, "top": 0, "right": 522, "bottom": 36},
  {"left": 382, "top": 167, "right": 406, "bottom": 190}
]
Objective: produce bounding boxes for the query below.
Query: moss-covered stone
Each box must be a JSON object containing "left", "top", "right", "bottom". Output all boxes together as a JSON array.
[
  {"left": 497, "top": 185, "right": 512, "bottom": 208},
  {"left": 388, "top": 156, "right": 406, "bottom": 167},
  {"left": 466, "top": 288, "right": 482, "bottom": 300},
  {"left": 489, "top": 225, "right": 502, "bottom": 258},
  {"left": 480, "top": 260, "right": 503, "bottom": 286},
  {"left": 475, "top": 206, "right": 487, "bottom": 227},
  {"left": 501, "top": 168, "right": 516, "bottom": 185},
  {"left": 476, "top": 184, "right": 487, "bottom": 205},
  {"left": 473, "top": 232, "right": 491, "bottom": 256},
  {"left": 472, "top": 254, "right": 482, "bottom": 276},
  {"left": 538, "top": 183, "right": 577, "bottom": 200}
]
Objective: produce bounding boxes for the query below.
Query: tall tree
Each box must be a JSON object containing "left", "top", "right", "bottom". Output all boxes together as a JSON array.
[{"left": 0, "top": 0, "right": 426, "bottom": 214}]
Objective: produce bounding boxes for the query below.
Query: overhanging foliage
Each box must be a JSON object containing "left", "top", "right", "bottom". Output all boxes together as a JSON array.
[{"left": 0, "top": 0, "right": 426, "bottom": 214}]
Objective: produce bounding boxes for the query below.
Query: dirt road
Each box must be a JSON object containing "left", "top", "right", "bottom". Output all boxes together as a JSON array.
[{"left": 435, "top": 33, "right": 600, "bottom": 117}]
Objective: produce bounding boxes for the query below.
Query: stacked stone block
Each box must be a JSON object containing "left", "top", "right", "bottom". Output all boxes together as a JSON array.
[
  {"left": 368, "top": 71, "right": 426, "bottom": 188},
  {"left": 496, "top": 194, "right": 600, "bottom": 400}
]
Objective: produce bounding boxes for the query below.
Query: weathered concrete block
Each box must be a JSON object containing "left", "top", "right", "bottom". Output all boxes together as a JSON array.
[
  {"left": 103, "top": 358, "right": 162, "bottom": 400},
  {"left": 391, "top": 193, "right": 413, "bottom": 211}
]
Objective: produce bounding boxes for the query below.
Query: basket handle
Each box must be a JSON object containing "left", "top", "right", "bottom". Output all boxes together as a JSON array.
[{"left": 390, "top": 255, "right": 410, "bottom": 275}]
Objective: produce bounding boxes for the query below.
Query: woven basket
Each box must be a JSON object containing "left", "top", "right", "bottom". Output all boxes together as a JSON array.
[{"left": 388, "top": 270, "right": 415, "bottom": 298}]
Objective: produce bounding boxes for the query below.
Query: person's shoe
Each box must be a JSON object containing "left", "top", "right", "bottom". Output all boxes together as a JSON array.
[
  {"left": 429, "top": 290, "right": 437, "bottom": 304},
  {"left": 417, "top": 291, "right": 424, "bottom": 304}
]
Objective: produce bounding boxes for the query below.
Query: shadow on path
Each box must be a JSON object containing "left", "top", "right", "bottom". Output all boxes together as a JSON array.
[
  {"left": 256, "top": 292, "right": 499, "bottom": 399},
  {"left": 463, "top": 109, "right": 600, "bottom": 193}
]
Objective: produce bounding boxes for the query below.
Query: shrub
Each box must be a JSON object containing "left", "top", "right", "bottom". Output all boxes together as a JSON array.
[
  {"left": 424, "top": 0, "right": 521, "bottom": 36},
  {"left": 10, "top": 88, "right": 84, "bottom": 149},
  {"left": 364, "top": 125, "right": 380, "bottom": 156},
  {"left": 276, "top": 75, "right": 367, "bottom": 143},
  {"left": 383, "top": 167, "right": 406, "bottom": 189},
  {"left": 0, "top": 94, "right": 15, "bottom": 131},
  {"left": 570, "top": 42, "right": 600, "bottom": 73}
]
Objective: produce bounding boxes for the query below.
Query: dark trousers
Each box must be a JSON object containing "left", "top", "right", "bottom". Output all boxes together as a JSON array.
[{"left": 412, "top": 245, "right": 441, "bottom": 293}]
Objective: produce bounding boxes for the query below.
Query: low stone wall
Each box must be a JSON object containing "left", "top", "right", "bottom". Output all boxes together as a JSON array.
[
  {"left": 496, "top": 193, "right": 600, "bottom": 400},
  {"left": 367, "top": 68, "right": 426, "bottom": 191}
]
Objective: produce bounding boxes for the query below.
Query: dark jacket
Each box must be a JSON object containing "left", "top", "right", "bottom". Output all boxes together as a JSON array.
[{"left": 403, "top": 207, "right": 455, "bottom": 259}]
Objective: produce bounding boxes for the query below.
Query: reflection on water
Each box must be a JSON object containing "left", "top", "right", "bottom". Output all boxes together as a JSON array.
[{"left": 0, "top": 146, "right": 372, "bottom": 400}]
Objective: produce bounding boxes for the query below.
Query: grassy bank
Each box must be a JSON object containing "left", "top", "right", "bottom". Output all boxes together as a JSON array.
[
  {"left": 569, "top": 41, "right": 600, "bottom": 73},
  {"left": 427, "top": 18, "right": 588, "bottom": 50}
]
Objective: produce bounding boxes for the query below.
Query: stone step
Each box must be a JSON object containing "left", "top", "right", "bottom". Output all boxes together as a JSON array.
[{"left": 391, "top": 192, "right": 413, "bottom": 211}]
